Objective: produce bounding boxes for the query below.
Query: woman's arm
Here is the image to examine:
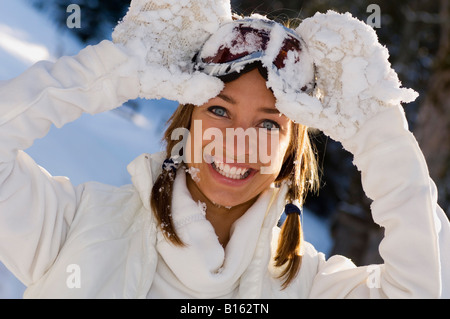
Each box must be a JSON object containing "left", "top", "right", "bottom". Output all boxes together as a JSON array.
[
  {"left": 310, "top": 105, "right": 450, "bottom": 298},
  {"left": 0, "top": 40, "right": 140, "bottom": 285},
  {"left": 281, "top": 11, "right": 450, "bottom": 298}
]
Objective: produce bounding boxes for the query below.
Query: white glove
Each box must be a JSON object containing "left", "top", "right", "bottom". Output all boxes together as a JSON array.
[
  {"left": 271, "top": 10, "right": 418, "bottom": 143},
  {"left": 112, "top": 0, "right": 232, "bottom": 105}
]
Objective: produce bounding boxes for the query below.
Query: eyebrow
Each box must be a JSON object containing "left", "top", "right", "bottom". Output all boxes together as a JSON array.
[
  {"left": 217, "top": 93, "right": 236, "bottom": 104},
  {"left": 217, "top": 93, "right": 281, "bottom": 115},
  {"left": 259, "top": 107, "right": 281, "bottom": 115}
]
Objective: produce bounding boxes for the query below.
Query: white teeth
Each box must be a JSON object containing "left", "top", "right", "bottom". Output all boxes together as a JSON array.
[{"left": 212, "top": 159, "right": 250, "bottom": 180}]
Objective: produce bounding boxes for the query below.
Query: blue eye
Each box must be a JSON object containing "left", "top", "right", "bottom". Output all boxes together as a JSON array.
[
  {"left": 260, "top": 120, "right": 280, "bottom": 131},
  {"left": 208, "top": 106, "right": 228, "bottom": 117}
]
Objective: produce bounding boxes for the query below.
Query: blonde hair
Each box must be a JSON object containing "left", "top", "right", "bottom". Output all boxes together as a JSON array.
[{"left": 151, "top": 103, "right": 319, "bottom": 288}]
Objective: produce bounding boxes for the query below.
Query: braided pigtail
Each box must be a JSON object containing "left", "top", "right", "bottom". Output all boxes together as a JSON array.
[
  {"left": 274, "top": 196, "right": 303, "bottom": 288},
  {"left": 150, "top": 104, "right": 195, "bottom": 246},
  {"left": 274, "top": 124, "right": 319, "bottom": 289},
  {"left": 150, "top": 158, "right": 184, "bottom": 245}
]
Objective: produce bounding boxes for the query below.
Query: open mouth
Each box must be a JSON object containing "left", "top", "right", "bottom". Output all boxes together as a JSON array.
[{"left": 211, "top": 159, "right": 253, "bottom": 180}]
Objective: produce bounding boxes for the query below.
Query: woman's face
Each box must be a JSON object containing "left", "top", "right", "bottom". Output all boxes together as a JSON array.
[{"left": 185, "top": 69, "right": 292, "bottom": 208}]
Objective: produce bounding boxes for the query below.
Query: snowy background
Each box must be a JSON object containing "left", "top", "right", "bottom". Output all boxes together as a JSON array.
[{"left": 0, "top": 0, "right": 332, "bottom": 298}]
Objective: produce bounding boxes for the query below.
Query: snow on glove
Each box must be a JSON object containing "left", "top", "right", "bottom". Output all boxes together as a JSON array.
[
  {"left": 112, "top": 0, "right": 232, "bottom": 105},
  {"left": 271, "top": 10, "right": 418, "bottom": 143}
]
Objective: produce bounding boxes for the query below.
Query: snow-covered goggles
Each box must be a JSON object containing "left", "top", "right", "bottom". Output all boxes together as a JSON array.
[{"left": 194, "top": 18, "right": 315, "bottom": 94}]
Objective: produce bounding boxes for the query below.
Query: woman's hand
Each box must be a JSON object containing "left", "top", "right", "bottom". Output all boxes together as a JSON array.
[
  {"left": 273, "top": 10, "right": 418, "bottom": 143},
  {"left": 112, "top": 0, "right": 232, "bottom": 105}
]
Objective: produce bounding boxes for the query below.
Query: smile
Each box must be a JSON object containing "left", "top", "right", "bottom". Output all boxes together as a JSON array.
[{"left": 211, "top": 159, "right": 252, "bottom": 180}]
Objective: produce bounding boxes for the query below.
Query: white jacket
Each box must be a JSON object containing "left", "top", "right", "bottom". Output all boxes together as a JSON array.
[{"left": 0, "top": 41, "right": 449, "bottom": 299}]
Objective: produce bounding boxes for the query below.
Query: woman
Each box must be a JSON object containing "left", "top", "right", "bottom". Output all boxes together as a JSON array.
[{"left": 0, "top": 0, "right": 448, "bottom": 298}]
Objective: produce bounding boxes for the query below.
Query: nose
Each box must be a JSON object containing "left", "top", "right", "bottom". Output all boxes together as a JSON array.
[{"left": 222, "top": 122, "right": 258, "bottom": 164}]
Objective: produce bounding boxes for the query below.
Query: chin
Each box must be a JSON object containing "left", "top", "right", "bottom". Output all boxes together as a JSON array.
[{"left": 207, "top": 192, "right": 245, "bottom": 208}]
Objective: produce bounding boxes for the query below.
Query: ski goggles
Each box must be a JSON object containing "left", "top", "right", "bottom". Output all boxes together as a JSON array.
[{"left": 194, "top": 18, "right": 315, "bottom": 94}]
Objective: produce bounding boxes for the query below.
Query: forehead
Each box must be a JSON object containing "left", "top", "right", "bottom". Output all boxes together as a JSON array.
[{"left": 218, "top": 69, "right": 276, "bottom": 108}]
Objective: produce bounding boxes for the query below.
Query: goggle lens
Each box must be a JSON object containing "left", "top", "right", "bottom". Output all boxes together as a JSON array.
[
  {"left": 201, "top": 23, "right": 302, "bottom": 70},
  {"left": 195, "top": 18, "right": 315, "bottom": 94}
]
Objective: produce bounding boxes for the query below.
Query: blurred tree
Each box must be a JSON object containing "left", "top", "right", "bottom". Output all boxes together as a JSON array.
[{"left": 414, "top": 0, "right": 450, "bottom": 215}]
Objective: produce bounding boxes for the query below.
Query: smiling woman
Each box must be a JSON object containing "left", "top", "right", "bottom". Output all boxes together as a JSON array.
[
  {"left": 151, "top": 68, "right": 319, "bottom": 288},
  {"left": 0, "top": 0, "right": 448, "bottom": 299},
  {"left": 186, "top": 69, "right": 293, "bottom": 208}
]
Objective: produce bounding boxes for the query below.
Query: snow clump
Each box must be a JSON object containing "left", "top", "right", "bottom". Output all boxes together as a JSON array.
[
  {"left": 274, "top": 11, "right": 418, "bottom": 141},
  {"left": 112, "top": 0, "right": 232, "bottom": 105}
]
